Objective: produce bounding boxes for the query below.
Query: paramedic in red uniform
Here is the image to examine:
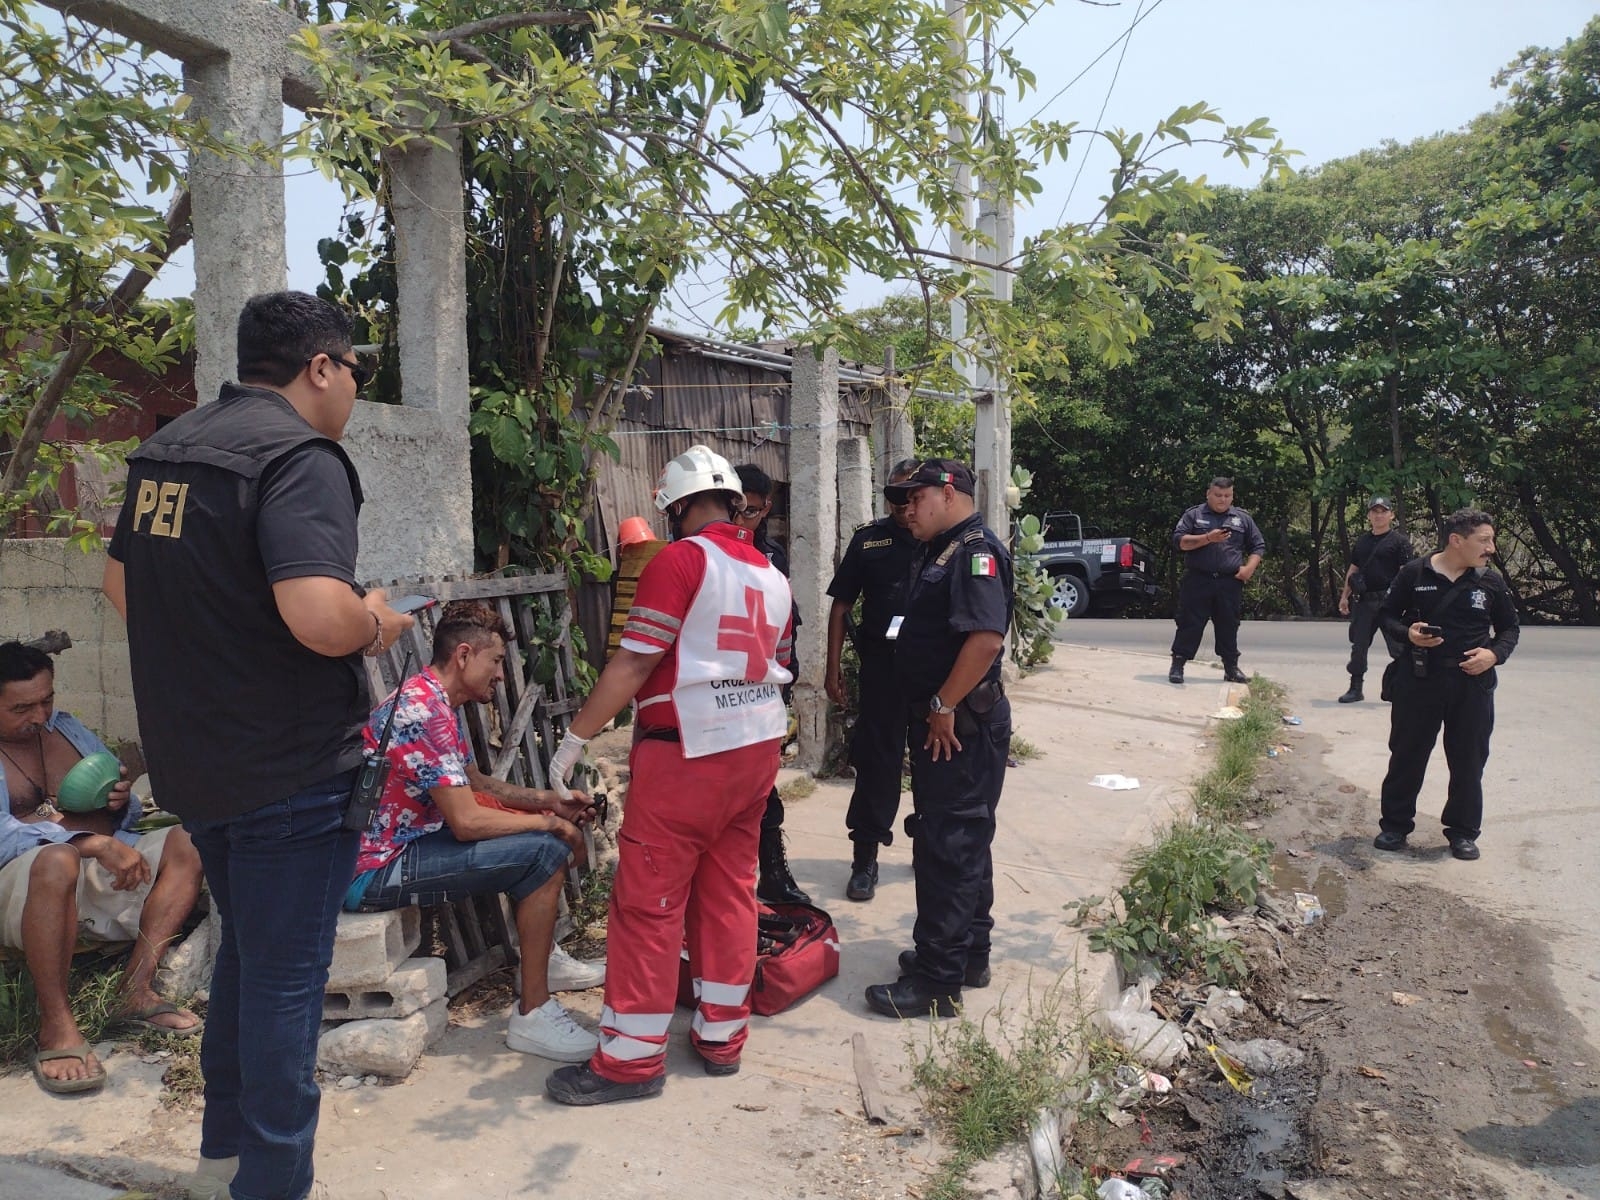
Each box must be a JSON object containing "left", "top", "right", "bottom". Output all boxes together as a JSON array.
[{"left": 544, "top": 444, "right": 794, "bottom": 1105}]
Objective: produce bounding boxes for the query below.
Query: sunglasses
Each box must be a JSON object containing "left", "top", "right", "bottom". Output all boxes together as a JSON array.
[{"left": 310, "top": 353, "right": 372, "bottom": 394}]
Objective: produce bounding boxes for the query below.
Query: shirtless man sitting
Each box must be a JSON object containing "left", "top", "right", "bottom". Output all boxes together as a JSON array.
[{"left": 0, "top": 641, "right": 203, "bottom": 1094}]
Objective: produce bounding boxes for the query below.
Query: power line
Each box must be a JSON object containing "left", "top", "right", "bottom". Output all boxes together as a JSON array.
[
  {"left": 1019, "top": 0, "right": 1169, "bottom": 127},
  {"left": 1055, "top": 0, "right": 1149, "bottom": 227}
]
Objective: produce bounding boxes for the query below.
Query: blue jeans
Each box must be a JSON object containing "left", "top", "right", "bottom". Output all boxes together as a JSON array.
[
  {"left": 357, "top": 826, "right": 571, "bottom": 911},
  {"left": 186, "top": 771, "right": 359, "bottom": 1200}
]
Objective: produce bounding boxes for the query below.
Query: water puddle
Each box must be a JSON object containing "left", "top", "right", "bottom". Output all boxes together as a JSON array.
[
  {"left": 1270, "top": 853, "right": 1351, "bottom": 918},
  {"left": 1175, "top": 1068, "right": 1319, "bottom": 1199}
]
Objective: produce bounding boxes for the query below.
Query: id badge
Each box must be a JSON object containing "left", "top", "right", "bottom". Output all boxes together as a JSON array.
[{"left": 886, "top": 615, "right": 905, "bottom": 641}]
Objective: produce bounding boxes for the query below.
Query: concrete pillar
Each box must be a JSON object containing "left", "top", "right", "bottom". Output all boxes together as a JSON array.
[
  {"left": 788, "top": 346, "right": 839, "bottom": 773},
  {"left": 184, "top": 55, "right": 287, "bottom": 403},
  {"left": 836, "top": 436, "right": 873, "bottom": 562},
  {"left": 973, "top": 191, "right": 1015, "bottom": 532},
  {"left": 387, "top": 132, "right": 469, "bottom": 420},
  {"left": 872, "top": 379, "right": 916, "bottom": 517}
]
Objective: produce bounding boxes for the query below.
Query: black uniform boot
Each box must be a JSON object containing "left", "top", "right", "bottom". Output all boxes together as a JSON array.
[
  {"left": 1223, "top": 662, "right": 1250, "bottom": 684},
  {"left": 1338, "top": 674, "right": 1364, "bottom": 703},
  {"left": 846, "top": 843, "right": 879, "bottom": 902},
  {"left": 757, "top": 827, "right": 811, "bottom": 905},
  {"left": 1168, "top": 656, "right": 1185, "bottom": 684}
]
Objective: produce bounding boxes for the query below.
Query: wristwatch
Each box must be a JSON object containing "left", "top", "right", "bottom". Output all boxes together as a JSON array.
[{"left": 929, "top": 694, "right": 951, "bottom": 715}]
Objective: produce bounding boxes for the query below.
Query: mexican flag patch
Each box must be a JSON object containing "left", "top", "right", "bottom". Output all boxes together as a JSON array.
[{"left": 970, "top": 553, "right": 997, "bottom": 577}]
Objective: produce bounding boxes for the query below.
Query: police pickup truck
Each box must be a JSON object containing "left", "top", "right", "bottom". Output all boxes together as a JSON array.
[{"left": 1035, "top": 511, "right": 1158, "bottom": 617}]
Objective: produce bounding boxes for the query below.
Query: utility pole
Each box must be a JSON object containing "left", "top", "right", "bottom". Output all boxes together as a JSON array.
[{"left": 945, "top": 0, "right": 1013, "bottom": 530}]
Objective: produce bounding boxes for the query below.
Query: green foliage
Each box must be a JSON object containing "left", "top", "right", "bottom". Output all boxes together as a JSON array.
[
  {"left": 1008, "top": 466, "right": 1062, "bottom": 671},
  {"left": 910, "top": 990, "right": 1078, "bottom": 1200},
  {"left": 0, "top": 2, "right": 199, "bottom": 540},
  {"left": 1068, "top": 679, "right": 1283, "bottom": 984},
  {"left": 1014, "top": 18, "right": 1600, "bottom": 624},
  {"left": 0, "top": 954, "right": 125, "bottom": 1066},
  {"left": 1068, "top": 818, "right": 1269, "bottom": 986}
]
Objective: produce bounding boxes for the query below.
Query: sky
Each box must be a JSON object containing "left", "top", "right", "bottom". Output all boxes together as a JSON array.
[{"left": 149, "top": 0, "right": 1598, "bottom": 327}]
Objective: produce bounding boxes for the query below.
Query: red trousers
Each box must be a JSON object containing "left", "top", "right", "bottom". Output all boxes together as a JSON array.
[{"left": 590, "top": 735, "right": 780, "bottom": 1082}]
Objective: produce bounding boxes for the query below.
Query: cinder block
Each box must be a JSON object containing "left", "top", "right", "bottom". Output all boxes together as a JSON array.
[
  {"left": 421, "top": 995, "right": 448, "bottom": 1048},
  {"left": 317, "top": 1006, "right": 432, "bottom": 1079},
  {"left": 61, "top": 541, "right": 110, "bottom": 589},
  {"left": 52, "top": 648, "right": 102, "bottom": 701},
  {"left": 324, "top": 956, "right": 446, "bottom": 1021},
  {"left": 100, "top": 696, "right": 143, "bottom": 747},
  {"left": 0, "top": 591, "right": 30, "bottom": 642},
  {"left": 29, "top": 587, "right": 103, "bottom": 645},
  {"left": 98, "top": 640, "right": 134, "bottom": 697},
  {"left": 0, "top": 541, "right": 67, "bottom": 588},
  {"left": 326, "top": 908, "right": 422, "bottom": 990}
]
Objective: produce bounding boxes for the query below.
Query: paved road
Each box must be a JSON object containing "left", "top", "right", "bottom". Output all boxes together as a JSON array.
[{"left": 1057, "top": 616, "right": 1600, "bottom": 1060}]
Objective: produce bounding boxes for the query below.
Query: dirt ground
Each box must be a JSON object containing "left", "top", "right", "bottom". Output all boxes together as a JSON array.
[{"left": 1090, "top": 732, "right": 1600, "bottom": 1200}]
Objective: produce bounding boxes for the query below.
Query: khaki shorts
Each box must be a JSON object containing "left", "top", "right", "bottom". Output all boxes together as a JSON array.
[{"left": 0, "top": 825, "right": 174, "bottom": 950}]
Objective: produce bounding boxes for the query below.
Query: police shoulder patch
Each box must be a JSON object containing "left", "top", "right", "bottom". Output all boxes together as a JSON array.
[
  {"left": 963, "top": 526, "right": 986, "bottom": 544},
  {"left": 970, "top": 552, "right": 998, "bottom": 578}
]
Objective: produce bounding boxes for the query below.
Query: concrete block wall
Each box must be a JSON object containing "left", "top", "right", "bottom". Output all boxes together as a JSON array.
[{"left": 0, "top": 539, "right": 137, "bottom": 744}]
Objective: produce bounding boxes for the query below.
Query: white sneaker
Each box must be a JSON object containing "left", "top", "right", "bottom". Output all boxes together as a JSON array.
[
  {"left": 547, "top": 942, "right": 606, "bottom": 991},
  {"left": 506, "top": 998, "right": 599, "bottom": 1062}
]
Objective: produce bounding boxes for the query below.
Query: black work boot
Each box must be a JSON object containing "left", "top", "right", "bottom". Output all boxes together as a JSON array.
[
  {"left": 1223, "top": 663, "right": 1250, "bottom": 684},
  {"left": 846, "top": 843, "right": 879, "bottom": 902},
  {"left": 1338, "top": 674, "right": 1364, "bottom": 704},
  {"left": 757, "top": 827, "right": 811, "bottom": 905},
  {"left": 864, "top": 975, "right": 961, "bottom": 1019},
  {"left": 898, "top": 949, "right": 990, "bottom": 988},
  {"left": 1168, "top": 656, "right": 1185, "bottom": 684}
]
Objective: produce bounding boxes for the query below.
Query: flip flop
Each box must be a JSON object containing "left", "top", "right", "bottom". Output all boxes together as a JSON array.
[
  {"left": 118, "top": 1000, "right": 204, "bottom": 1037},
  {"left": 32, "top": 1043, "right": 107, "bottom": 1095}
]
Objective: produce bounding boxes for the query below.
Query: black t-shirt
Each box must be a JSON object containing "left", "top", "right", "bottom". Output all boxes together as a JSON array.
[
  {"left": 109, "top": 385, "right": 370, "bottom": 821},
  {"left": 827, "top": 516, "right": 920, "bottom": 650},
  {"left": 894, "top": 513, "right": 1014, "bottom": 698},
  {"left": 1172, "top": 503, "right": 1267, "bottom": 574},
  {"left": 1348, "top": 529, "right": 1414, "bottom": 596},
  {"left": 1379, "top": 557, "right": 1520, "bottom": 673}
]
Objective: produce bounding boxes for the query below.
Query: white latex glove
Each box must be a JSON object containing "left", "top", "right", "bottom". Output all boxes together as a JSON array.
[{"left": 549, "top": 728, "right": 589, "bottom": 800}]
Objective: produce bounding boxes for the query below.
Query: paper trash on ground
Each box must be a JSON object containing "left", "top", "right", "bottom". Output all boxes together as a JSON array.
[{"left": 1090, "top": 774, "right": 1141, "bottom": 790}]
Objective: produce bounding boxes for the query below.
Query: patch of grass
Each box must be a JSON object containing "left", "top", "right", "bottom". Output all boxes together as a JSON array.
[
  {"left": 1009, "top": 735, "right": 1042, "bottom": 762},
  {"left": 142, "top": 1029, "right": 205, "bottom": 1109},
  {"left": 568, "top": 862, "right": 614, "bottom": 941},
  {"left": 1191, "top": 680, "right": 1286, "bottom": 821},
  {"left": 0, "top": 955, "right": 128, "bottom": 1067},
  {"left": 1066, "top": 816, "right": 1271, "bottom": 986},
  {"left": 910, "top": 988, "right": 1079, "bottom": 1200},
  {"left": 778, "top": 775, "right": 816, "bottom": 802}
]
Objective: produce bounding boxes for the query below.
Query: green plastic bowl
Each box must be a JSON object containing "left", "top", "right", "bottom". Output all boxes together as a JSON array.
[{"left": 56, "top": 751, "right": 122, "bottom": 813}]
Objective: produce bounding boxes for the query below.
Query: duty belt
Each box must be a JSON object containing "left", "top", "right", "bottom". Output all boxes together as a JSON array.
[{"left": 1186, "top": 569, "right": 1238, "bottom": 579}]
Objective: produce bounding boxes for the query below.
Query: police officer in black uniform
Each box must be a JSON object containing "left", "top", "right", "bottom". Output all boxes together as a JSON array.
[
  {"left": 1373, "top": 508, "right": 1518, "bottom": 862},
  {"left": 826, "top": 459, "right": 920, "bottom": 901},
  {"left": 1336, "top": 496, "right": 1415, "bottom": 703},
  {"left": 1169, "top": 476, "right": 1266, "bottom": 684},
  {"left": 733, "top": 463, "right": 810, "bottom": 905},
  {"left": 864, "top": 460, "right": 1013, "bottom": 1019}
]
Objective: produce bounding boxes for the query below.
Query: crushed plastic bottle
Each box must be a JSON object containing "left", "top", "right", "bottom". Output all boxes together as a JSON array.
[
  {"left": 1282, "top": 715, "right": 1304, "bottom": 726},
  {"left": 1294, "top": 891, "right": 1326, "bottom": 925}
]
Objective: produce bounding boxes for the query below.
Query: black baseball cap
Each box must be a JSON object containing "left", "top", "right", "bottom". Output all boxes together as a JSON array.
[
  {"left": 1367, "top": 496, "right": 1393, "bottom": 511},
  {"left": 884, "top": 459, "right": 976, "bottom": 504}
]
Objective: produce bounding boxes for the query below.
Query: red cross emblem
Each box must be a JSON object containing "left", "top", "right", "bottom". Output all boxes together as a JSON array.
[{"left": 718, "top": 586, "right": 780, "bottom": 681}]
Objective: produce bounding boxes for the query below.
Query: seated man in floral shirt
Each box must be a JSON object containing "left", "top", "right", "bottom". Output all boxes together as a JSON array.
[{"left": 345, "top": 601, "right": 603, "bottom": 1061}]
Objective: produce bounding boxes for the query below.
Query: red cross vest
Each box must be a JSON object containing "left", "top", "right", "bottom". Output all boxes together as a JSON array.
[{"left": 671, "top": 533, "right": 794, "bottom": 758}]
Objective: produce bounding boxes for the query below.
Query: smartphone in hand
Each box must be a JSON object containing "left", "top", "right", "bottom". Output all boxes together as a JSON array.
[
  {"left": 1420, "top": 624, "right": 1444, "bottom": 638},
  {"left": 391, "top": 595, "right": 437, "bottom": 615}
]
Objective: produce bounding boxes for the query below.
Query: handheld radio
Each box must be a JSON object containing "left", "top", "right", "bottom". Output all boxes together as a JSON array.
[{"left": 344, "top": 648, "right": 414, "bottom": 833}]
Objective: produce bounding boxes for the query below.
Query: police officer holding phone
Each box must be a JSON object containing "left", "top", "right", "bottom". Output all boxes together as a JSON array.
[
  {"left": 1169, "top": 477, "right": 1266, "bottom": 685},
  {"left": 1372, "top": 508, "right": 1518, "bottom": 862},
  {"left": 864, "top": 460, "right": 1012, "bottom": 1020}
]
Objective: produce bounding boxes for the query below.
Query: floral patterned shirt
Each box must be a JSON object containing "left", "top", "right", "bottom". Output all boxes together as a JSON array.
[{"left": 354, "top": 667, "right": 472, "bottom": 874}]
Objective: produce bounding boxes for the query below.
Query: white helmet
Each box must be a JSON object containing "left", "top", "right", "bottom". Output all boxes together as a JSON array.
[{"left": 653, "top": 444, "right": 741, "bottom": 512}]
